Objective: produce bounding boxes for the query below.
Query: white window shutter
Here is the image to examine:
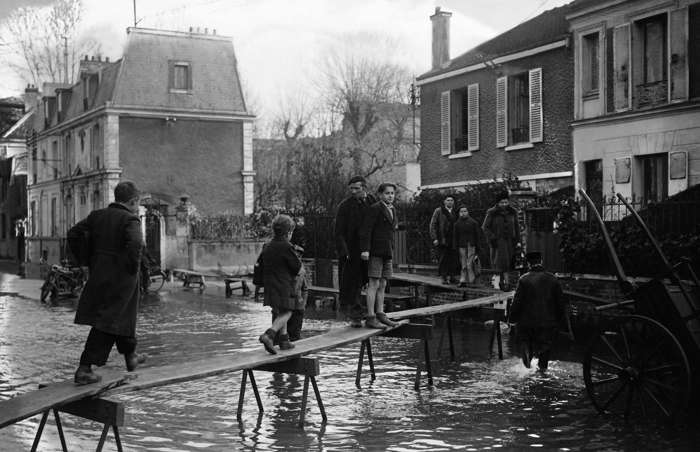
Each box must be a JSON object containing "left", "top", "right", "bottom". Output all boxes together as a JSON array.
[
  {"left": 669, "top": 8, "right": 688, "bottom": 102},
  {"left": 613, "top": 24, "right": 631, "bottom": 110},
  {"left": 495, "top": 77, "right": 507, "bottom": 148},
  {"left": 440, "top": 91, "right": 451, "bottom": 155},
  {"left": 467, "top": 83, "right": 479, "bottom": 151},
  {"left": 529, "top": 68, "right": 543, "bottom": 143}
]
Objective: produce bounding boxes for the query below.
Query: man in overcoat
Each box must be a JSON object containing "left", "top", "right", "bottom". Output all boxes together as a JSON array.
[
  {"left": 429, "top": 195, "right": 458, "bottom": 284},
  {"left": 509, "top": 252, "right": 570, "bottom": 371},
  {"left": 482, "top": 191, "right": 520, "bottom": 290},
  {"left": 335, "top": 176, "right": 376, "bottom": 327},
  {"left": 68, "top": 181, "right": 145, "bottom": 385}
]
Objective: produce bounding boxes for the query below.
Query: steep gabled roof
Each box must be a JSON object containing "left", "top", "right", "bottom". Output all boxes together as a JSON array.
[
  {"left": 418, "top": 2, "right": 575, "bottom": 81},
  {"left": 112, "top": 28, "right": 247, "bottom": 113}
]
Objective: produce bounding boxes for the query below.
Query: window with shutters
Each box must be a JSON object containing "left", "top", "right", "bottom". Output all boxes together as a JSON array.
[
  {"left": 497, "top": 68, "right": 542, "bottom": 148},
  {"left": 441, "top": 85, "right": 479, "bottom": 155},
  {"left": 582, "top": 32, "right": 600, "bottom": 96},
  {"left": 508, "top": 72, "right": 529, "bottom": 145},
  {"left": 631, "top": 13, "right": 668, "bottom": 108},
  {"left": 169, "top": 61, "right": 192, "bottom": 93}
]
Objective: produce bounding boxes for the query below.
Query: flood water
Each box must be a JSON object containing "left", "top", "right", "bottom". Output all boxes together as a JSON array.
[{"left": 1, "top": 274, "right": 698, "bottom": 451}]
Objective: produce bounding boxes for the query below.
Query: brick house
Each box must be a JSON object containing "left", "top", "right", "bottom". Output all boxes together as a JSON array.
[
  {"left": 416, "top": 6, "right": 575, "bottom": 193},
  {"left": 27, "top": 27, "right": 254, "bottom": 269},
  {"left": 568, "top": 0, "right": 700, "bottom": 212}
]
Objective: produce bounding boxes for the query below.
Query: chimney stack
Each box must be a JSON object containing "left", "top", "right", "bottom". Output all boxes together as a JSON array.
[
  {"left": 431, "top": 6, "right": 452, "bottom": 69},
  {"left": 24, "top": 84, "right": 39, "bottom": 112}
]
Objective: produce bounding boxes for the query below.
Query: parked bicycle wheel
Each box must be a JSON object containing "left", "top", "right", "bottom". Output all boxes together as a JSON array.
[
  {"left": 147, "top": 271, "right": 166, "bottom": 293},
  {"left": 40, "top": 277, "right": 58, "bottom": 304}
]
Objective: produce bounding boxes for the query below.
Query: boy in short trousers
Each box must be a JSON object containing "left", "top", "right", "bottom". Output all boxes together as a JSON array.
[{"left": 359, "top": 183, "right": 400, "bottom": 329}]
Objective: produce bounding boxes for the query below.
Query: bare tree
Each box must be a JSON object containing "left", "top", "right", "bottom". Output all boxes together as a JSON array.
[
  {"left": 319, "top": 32, "right": 413, "bottom": 179},
  {"left": 0, "top": 0, "right": 99, "bottom": 86}
]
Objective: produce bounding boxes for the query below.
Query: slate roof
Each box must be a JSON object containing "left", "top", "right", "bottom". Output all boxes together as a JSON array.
[
  {"left": 418, "top": 2, "right": 576, "bottom": 81},
  {"left": 113, "top": 28, "right": 247, "bottom": 113},
  {"left": 37, "top": 27, "right": 249, "bottom": 129}
]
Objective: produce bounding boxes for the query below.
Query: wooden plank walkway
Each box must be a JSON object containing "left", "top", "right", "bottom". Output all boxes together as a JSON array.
[
  {"left": 391, "top": 272, "right": 500, "bottom": 295},
  {"left": 386, "top": 292, "right": 513, "bottom": 320},
  {"left": 0, "top": 370, "right": 128, "bottom": 429},
  {"left": 0, "top": 290, "right": 512, "bottom": 432}
]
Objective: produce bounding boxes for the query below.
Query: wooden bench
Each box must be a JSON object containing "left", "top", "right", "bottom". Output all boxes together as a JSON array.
[
  {"left": 171, "top": 268, "right": 218, "bottom": 290},
  {"left": 224, "top": 278, "right": 251, "bottom": 297}
]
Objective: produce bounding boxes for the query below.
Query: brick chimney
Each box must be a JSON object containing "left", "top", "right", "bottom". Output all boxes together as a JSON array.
[
  {"left": 23, "top": 84, "right": 39, "bottom": 112},
  {"left": 79, "top": 54, "right": 111, "bottom": 75},
  {"left": 431, "top": 6, "right": 452, "bottom": 69}
]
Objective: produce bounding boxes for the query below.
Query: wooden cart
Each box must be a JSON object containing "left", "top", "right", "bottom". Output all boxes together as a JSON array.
[{"left": 578, "top": 189, "right": 700, "bottom": 420}]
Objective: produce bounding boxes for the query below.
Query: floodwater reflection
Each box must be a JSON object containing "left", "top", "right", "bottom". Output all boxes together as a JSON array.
[{"left": 1, "top": 284, "right": 698, "bottom": 451}]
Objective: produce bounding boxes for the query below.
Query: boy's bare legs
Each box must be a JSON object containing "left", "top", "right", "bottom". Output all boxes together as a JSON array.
[
  {"left": 261, "top": 311, "right": 293, "bottom": 354},
  {"left": 374, "top": 278, "right": 398, "bottom": 327},
  {"left": 365, "top": 278, "right": 384, "bottom": 328}
]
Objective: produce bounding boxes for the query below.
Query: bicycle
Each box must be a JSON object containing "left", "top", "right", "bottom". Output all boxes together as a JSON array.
[{"left": 40, "top": 260, "right": 86, "bottom": 304}]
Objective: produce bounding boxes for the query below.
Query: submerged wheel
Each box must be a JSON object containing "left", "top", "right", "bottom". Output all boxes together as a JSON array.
[
  {"left": 148, "top": 271, "right": 166, "bottom": 293},
  {"left": 583, "top": 314, "right": 691, "bottom": 420}
]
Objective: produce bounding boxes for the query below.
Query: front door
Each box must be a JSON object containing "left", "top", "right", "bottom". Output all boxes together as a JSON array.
[{"left": 584, "top": 159, "right": 603, "bottom": 210}]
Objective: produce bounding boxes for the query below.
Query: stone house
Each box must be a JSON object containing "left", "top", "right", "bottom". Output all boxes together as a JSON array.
[
  {"left": 0, "top": 92, "right": 33, "bottom": 260},
  {"left": 568, "top": 0, "right": 700, "bottom": 212},
  {"left": 26, "top": 27, "right": 254, "bottom": 271},
  {"left": 416, "top": 5, "right": 576, "bottom": 193}
]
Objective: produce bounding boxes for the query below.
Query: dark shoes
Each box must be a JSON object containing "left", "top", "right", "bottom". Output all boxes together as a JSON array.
[
  {"left": 349, "top": 318, "right": 363, "bottom": 328},
  {"left": 74, "top": 365, "right": 102, "bottom": 385},
  {"left": 441, "top": 277, "right": 449, "bottom": 285},
  {"left": 259, "top": 330, "right": 277, "bottom": 354},
  {"left": 364, "top": 316, "right": 385, "bottom": 329},
  {"left": 376, "top": 312, "right": 399, "bottom": 328},
  {"left": 125, "top": 353, "right": 146, "bottom": 372}
]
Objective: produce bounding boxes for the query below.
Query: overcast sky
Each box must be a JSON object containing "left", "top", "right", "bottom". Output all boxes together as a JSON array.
[{"left": 0, "top": 0, "right": 573, "bottom": 119}]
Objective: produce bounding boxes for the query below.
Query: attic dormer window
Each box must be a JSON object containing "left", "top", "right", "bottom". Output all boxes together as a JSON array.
[{"left": 169, "top": 60, "right": 192, "bottom": 93}]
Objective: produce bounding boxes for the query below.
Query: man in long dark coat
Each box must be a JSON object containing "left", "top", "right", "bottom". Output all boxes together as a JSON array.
[
  {"left": 334, "top": 176, "right": 376, "bottom": 327},
  {"left": 68, "top": 181, "right": 145, "bottom": 385},
  {"left": 508, "top": 252, "right": 570, "bottom": 371}
]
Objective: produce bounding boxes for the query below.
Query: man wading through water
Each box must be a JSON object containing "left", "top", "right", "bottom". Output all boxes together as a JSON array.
[{"left": 69, "top": 181, "right": 146, "bottom": 385}]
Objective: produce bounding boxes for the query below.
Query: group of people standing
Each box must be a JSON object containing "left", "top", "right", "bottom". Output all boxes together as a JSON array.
[{"left": 430, "top": 191, "right": 520, "bottom": 290}]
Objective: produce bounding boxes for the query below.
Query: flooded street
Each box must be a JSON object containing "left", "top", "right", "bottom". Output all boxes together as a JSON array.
[{"left": 1, "top": 273, "right": 698, "bottom": 451}]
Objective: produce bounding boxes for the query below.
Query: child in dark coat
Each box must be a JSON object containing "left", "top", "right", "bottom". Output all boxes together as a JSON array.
[
  {"left": 452, "top": 206, "right": 481, "bottom": 286},
  {"left": 257, "top": 215, "right": 307, "bottom": 354}
]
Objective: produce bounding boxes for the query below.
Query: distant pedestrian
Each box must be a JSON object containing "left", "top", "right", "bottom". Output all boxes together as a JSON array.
[
  {"left": 430, "top": 195, "right": 459, "bottom": 284},
  {"left": 359, "top": 183, "right": 400, "bottom": 329},
  {"left": 258, "top": 215, "right": 306, "bottom": 354},
  {"left": 68, "top": 181, "right": 146, "bottom": 385},
  {"left": 453, "top": 205, "right": 481, "bottom": 286},
  {"left": 508, "top": 252, "right": 571, "bottom": 371},
  {"left": 482, "top": 191, "right": 520, "bottom": 290},
  {"left": 335, "top": 176, "right": 376, "bottom": 327}
]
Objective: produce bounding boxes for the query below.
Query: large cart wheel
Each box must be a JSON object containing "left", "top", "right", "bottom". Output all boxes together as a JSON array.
[{"left": 583, "top": 315, "right": 691, "bottom": 420}]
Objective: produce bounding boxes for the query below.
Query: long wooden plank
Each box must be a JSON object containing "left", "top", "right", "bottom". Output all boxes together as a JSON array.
[
  {"left": 102, "top": 320, "right": 409, "bottom": 397},
  {"left": 391, "top": 272, "right": 499, "bottom": 295},
  {"left": 386, "top": 292, "right": 513, "bottom": 320},
  {"left": 0, "top": 370, "right": 128, "bottom": 429}
]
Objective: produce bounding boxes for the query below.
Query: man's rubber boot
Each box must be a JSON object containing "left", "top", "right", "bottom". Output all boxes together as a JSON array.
[
  {"left": 376, "top": 312, "right": 399, "bottom": 328},
  {"left": 125, "top": 353, "right": 147, "bottom": 372},
  {"left": 279, "top": 334, "right": 295, "bottom": 350},
  {"left": 364, "top": 316, "right": 385, "bottom": 329},
  {"left": 74, "top": 365, "right": 102, "bottom": 385},
  {"left": 259, "top": 329, "right": 277, "bottom": 354}
]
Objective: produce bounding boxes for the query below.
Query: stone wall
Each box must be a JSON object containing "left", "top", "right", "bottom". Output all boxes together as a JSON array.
[{"left": 188, "top": 239, "right": 264, "bottom": 275}]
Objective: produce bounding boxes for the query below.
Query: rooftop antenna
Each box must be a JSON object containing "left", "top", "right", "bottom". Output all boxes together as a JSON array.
[{"left": 132, "top": 0, "right": 142, "bottom": 26}]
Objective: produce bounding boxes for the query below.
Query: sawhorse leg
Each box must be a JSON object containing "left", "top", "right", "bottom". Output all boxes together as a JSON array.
[
  {"left": 488, "top": 310, "right": 504, "bottom": 360},
  {"left": 381, "top": 323, "right": 434, "bottom": 390},
  {"left": 33, "top": 396, "right": 125, "bottom": 452},
  {"left": 355, "top": 339, "right": 376, "bottom": 387},
  {"left": 237, "top": 369, "right": 263, "bottom": 420},
  {"left": 238, "top": 358, "right": 326, "bottom": 427},
  {"left": 436, "top": 315, "right": 456, "bottom": 361}
]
